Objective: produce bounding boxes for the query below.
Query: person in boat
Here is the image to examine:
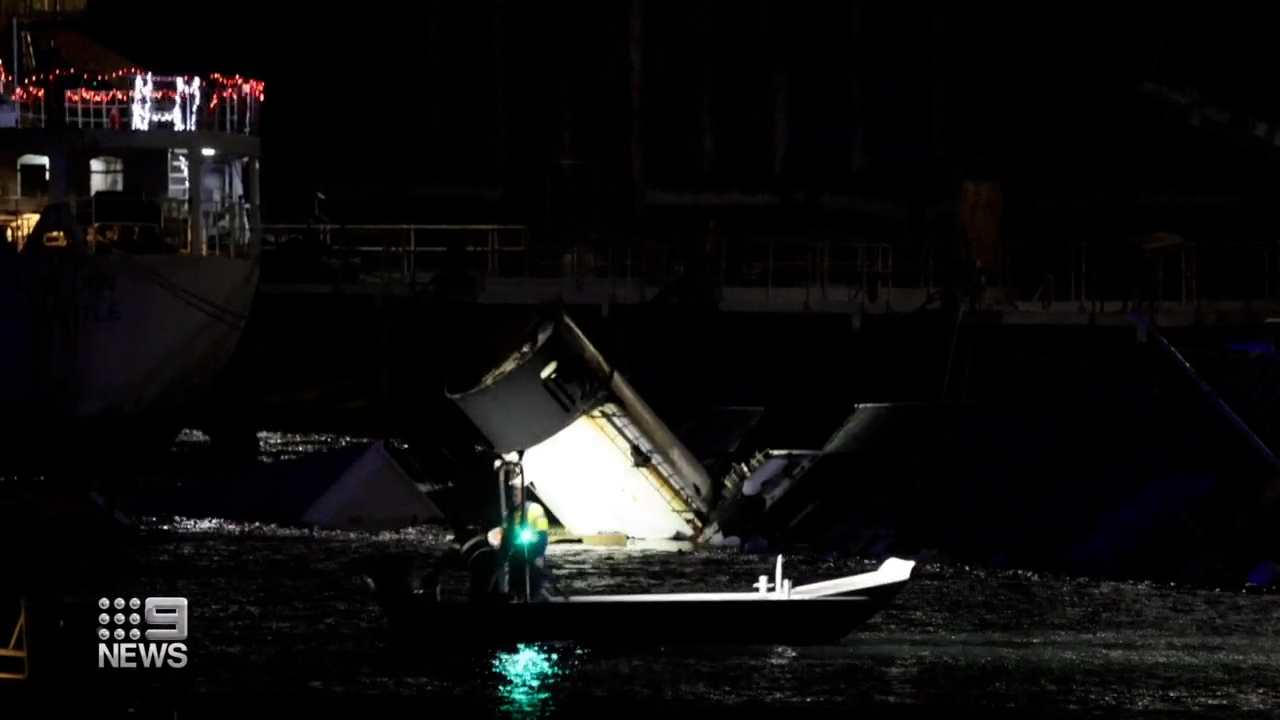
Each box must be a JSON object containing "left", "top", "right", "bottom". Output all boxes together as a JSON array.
[{"left": 495, "top": 482, "right": 552, "bottom": 601}]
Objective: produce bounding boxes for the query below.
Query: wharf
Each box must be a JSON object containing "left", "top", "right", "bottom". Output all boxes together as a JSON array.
[{"left": 257, "top": 224, "right": 1280, "bottom": 326}]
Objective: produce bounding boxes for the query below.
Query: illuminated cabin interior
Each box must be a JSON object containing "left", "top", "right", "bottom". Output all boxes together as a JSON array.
[
  {"left": 521, "top": 404, "right": 703, "bottom": 541},
  {"left": 452, "top": 317, "right": 710, "bottom": 542}
]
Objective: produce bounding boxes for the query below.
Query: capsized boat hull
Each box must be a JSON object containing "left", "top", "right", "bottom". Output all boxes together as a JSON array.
[{"left": 377, "top": 557, "right": 914, "bottom": 648}]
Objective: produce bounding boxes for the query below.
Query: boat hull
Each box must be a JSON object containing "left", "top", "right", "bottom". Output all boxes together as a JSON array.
[
  {"left": 379, "top": 577, "right": 909, "bottom": 648},
  {"left": 0, "top": 253, "right": 257, "bottom": 466}
]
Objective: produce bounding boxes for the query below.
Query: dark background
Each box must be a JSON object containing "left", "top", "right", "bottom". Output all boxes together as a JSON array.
[{"left": 79, "top": 0, "right": 1280, "bottom": 232}]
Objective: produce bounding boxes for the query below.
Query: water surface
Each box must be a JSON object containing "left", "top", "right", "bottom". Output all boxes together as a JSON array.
[{"left": 38, "top": 522, "right": 1280, "bottom": 719}]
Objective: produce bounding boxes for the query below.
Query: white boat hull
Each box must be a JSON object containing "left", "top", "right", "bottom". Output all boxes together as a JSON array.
[
  {"left": 562, "top": 557, "right": 916, "bottom": 603},
  {"left": 0, "top": 254, "right": 257, "bottom": 442},
  {"left": 376, "top": 556, "right": 917, "bottom": 647}
]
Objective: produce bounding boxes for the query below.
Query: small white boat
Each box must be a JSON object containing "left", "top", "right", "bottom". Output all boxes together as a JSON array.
[{"left": 374, "top": 553, "right": 915, "bottom": 648}]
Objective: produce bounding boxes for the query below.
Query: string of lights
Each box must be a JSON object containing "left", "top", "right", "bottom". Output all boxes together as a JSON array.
[{"left": 0, "top": 63, "right": 265, "bottom": 103}]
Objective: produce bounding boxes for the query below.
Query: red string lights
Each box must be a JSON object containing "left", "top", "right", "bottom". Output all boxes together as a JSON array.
[{"left": 0, "top": 62, "right": 265, "bottom": 106}]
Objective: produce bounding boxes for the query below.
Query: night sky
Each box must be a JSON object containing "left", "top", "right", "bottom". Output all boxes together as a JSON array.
[{"left": 79, "top": 0, "right": 1280, "bottom": 223}]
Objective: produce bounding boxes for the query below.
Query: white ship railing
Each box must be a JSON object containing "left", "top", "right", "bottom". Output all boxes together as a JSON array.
[
  {"left": 2, "top": 74, "right": 262, "bottom": 135},
  {"left": 258, "top": 223, "right": 1280, "bottom": 308}
]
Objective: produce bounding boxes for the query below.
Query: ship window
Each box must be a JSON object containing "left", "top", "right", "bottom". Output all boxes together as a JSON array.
[
  {"left": 17, "top": 154, "right": 49, "bottom": 198},
  {"left": 90, "top": 156, "right": 124, "bottom": 196},
  {"left": 539, "top": 361, "right": 559, "bottom": 380}
]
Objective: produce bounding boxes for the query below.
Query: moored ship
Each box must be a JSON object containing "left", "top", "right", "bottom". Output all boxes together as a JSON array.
[{"left": 0, "top": 7, "right": 264, "bottom": 467}]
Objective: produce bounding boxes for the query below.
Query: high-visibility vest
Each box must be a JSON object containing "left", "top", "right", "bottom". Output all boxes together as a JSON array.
[{"left": 515, "top": 501, "right": 550, "bottom": 533}]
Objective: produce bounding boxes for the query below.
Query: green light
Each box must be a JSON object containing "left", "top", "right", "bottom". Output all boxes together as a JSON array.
[
  {"left": 492, "top": 644, "right": 575, "bottom": 716},
  {"left": 518, "top": 526, "right": 535, "bottom": 544}
]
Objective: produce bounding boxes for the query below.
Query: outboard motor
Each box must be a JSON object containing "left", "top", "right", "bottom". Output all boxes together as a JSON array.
[{"left": 458, "top": 531, "right": 504, "bottom": 602}]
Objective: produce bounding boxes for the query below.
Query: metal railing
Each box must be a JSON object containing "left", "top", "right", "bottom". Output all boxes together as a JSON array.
[
  {"left": 258, "top": 224, "right": 1280, "bottom": 306},
  {"left": 2, "top": 75, "right": 262, "bottom": 135},
  {"left": 1026, "top": 240, "right": 1280, "bottom": 307},
  {"left": 0, "top": 195, "right": 253, "bottom": 259},
  {"left": 260, "top": 224, "right": 530, "bottom": 283}
]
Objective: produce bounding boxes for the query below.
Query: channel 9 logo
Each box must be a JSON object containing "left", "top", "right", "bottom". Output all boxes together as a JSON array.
[{"left": 96, "top": 596, "right": 188, "bottom": 669}]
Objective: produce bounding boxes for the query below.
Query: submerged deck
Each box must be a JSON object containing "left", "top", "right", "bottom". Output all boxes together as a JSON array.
[{"left": 257, "top": 224, "right": 1280, "bottom": 326}]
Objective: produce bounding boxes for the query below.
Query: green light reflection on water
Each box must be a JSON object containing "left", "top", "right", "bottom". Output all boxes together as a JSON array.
[{"left": 492, "top": 643, "right": 568, "bottom": 718}]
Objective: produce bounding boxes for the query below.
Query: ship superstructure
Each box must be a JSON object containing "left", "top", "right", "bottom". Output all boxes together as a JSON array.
[{"left": 0, "top": 6, "right": 266, "bottom": 465}]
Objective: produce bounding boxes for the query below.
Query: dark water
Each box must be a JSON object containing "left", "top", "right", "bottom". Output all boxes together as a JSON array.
[
  {"left": 5, "top": 431, "right": 1279, "bottom": 718},
  {"left": 23, "top": 522, "right": 1280, "bottom": 719}
]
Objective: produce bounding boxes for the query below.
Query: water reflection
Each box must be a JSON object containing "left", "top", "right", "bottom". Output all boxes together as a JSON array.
[
  {"left": 491, "top": 644, "right": 568, "bottom": 718},
  {"left": 769, "top": 646, "right": 797, "bottom": 665}
]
